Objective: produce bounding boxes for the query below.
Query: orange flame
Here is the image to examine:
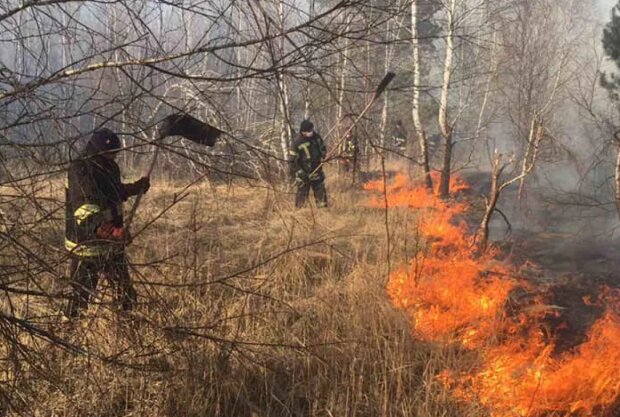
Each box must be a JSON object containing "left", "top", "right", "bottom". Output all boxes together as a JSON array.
[
  {"left": 364, "top": 173, "right": 516, "bottom": 348},
  {"left": 364, "top": 173, "right": 620, "bottom": 416},
  {"left": 453, "top": 309, "right": 620, "bottom": 417}
]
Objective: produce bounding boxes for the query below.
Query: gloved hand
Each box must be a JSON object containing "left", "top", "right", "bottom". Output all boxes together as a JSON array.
[
  {"left": 294, "top": 170, "right": 308, "bottom": 186},
  {"left": 134, "top": 176, "right": 150, "bottom": 194},
  {"left": 96, "top": 223, "right": 128, "bottom": 242},
  {"left": 124, "top": 177, "right": 150, "bottom": 196}
]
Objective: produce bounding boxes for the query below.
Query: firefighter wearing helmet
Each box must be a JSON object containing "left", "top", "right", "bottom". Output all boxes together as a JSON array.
[
  {"left": 64, "top": 128, "right": 150, "bottom": 318},
  {"left": 289, "top": 120, "right": 328, "bottom": 208}
]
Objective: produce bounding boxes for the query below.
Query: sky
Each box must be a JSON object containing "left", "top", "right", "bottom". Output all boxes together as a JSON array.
[{"left": 600, "top": 0, "right": 617, "bottom": 18}]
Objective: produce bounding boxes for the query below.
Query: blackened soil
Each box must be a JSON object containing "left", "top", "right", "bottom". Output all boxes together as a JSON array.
[{"left": 460, "top": 170, "right": 620, "bottom": 355}]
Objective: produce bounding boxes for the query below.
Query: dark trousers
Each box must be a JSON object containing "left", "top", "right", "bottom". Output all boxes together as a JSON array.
[
  {"left": 295, "top": 179, "right": 328, "bottom": 208},
  {"left": 338, "top": 156, "right": 360, "bottom": 183},
  {"left": 65, "top": 251, "right": 136, "bottom": 318}
]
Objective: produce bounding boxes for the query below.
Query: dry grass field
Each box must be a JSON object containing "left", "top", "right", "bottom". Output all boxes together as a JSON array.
[{"left": 1, "top": 166, "right": 468, "bottom": 417}]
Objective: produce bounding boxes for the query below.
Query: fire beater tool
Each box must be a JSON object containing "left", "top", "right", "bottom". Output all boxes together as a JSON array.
[{"left": 125, "top": 113, "right": 223, "bottom": 232}]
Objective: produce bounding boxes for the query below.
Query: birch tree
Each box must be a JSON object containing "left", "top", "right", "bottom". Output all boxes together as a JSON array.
[
  {"left": 437, "top": 0, "right": 457, "bottom": 198},
  {"left": 411, "top": 0, "right": 433, "bottom": 190}
]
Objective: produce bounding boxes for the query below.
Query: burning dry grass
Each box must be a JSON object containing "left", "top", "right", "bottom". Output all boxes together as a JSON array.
[
  {"left": 4, "top": 167, "right": 620, "bottom": 416},
  {"left": 365, "top": 173, "right": 620, "bottom": 417}
]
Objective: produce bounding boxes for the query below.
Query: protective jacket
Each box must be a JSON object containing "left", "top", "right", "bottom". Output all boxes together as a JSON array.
[
  {"left": 339, "top": 131, "right": 358, "bottom": 158},
  {"left": 290, "top": 132, "right": 326, "bottom": 182},
  {"left": 65, "top": 144, "right": 139, "bottom": 257}
]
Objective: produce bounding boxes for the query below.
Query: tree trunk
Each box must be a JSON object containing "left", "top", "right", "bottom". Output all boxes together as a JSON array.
[
  {"left": 615, "top": 142, "right": 620, "bottom": 223},
  {"left": 336, "top": 16, "right": 351, "bottom": 139},
  {"left": 277, "top": 0, "right": 292, "bottom": 163},
  {"left": 277, "top": 71, "right": 292, "bottom": 156},
  {"left": 517, "top": 118, "right": 544, "bottom": 201},
  {"left": 438, "top": 0, "right": 456, "bottom": 199},
  {"left": 473, "top": 26, "right": 498, "bottom": 143},
  {"left": 411, "top": 0, "right": 432, "bottom": 190},
  {"left": 439, "top": 132, "right": 453, "bottom": 198},
  {"left": 380, "top": 15, "right": 393, "bottom": 150},
  {"left": 379, "top": 53, "right": 390, "bottom": 150},
  {"left": 380, "top": 89, "right": 389, "bottom": 150},
  {"left": 478, "top": 152, "right": 502, "bottom": 251},
  {"left": 305, "top": 0, "right": 315, "bottom": 120}
]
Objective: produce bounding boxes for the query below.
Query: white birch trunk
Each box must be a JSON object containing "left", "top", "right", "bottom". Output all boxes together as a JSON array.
[
  {"left": 411, "top": 0, "right": 432, "bottom": 189},
  {"left": 379, "top": 17, "right": 392, "bottom": 150},
  {"left": 277, "top": 0, "right": 292, "bottom": 162},
  {"left": 517, "top": 119, "right": 544, "bottom": 201},
  {"left": 336, "top": 16, "right": 351, "bottom": 139},
  {"left": 438, "top": 0, "right": 457, "bottom": 198}
]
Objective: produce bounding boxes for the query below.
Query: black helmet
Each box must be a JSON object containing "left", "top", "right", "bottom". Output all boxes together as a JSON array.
[
  {"left": 300, "top": 120, "right": 314, "bottom": 133},
  {"left": 88, "top": 128, "right": 121, "bottom": 152}
]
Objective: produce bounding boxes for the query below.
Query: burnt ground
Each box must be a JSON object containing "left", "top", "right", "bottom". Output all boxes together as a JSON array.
[
  {"left": 507, "top": 232, "right": 616, "bottom": 353},
  {"left": 460, "top": 170, "right": 620, "bottom": 354}
]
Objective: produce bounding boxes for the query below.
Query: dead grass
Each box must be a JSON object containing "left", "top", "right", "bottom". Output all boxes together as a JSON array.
[{"left": 1, "top": 167, "right": 467, "bottom": 417}]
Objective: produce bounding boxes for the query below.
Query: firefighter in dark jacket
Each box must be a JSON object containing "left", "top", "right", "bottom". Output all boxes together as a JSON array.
[
  {"left": 64, "top": 128, "right": 150, "bottom": 318},
  {"left": 290, "top": 120, "right": 328, "bottom": 208}
]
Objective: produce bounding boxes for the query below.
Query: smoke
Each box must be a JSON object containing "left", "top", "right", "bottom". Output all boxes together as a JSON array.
[{"left": 455, "top": 98, "right": 620, "bottom": 277}]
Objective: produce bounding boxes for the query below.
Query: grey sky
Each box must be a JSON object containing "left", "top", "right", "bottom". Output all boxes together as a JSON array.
[{"left": 600, "top": 0, "right": 617, "bottom": 17}]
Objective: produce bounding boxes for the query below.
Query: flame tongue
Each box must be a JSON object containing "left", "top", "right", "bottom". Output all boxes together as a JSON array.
[
  {"left": 364, "top": 173, "right": 620, "bottom": 417},
  {"left": 464, "top": 309, "right": 620, "bottom": 417},
  {"left": 365, "top": 173, "right": 516, "bottom": 348}
]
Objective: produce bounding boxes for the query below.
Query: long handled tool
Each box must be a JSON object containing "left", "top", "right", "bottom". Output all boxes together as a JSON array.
[
  {"left": 311, "top": 72, "right": 396, "bottom": 175},
  {"left": 125, "top": 113, "right": 223, "bottom": 232}
]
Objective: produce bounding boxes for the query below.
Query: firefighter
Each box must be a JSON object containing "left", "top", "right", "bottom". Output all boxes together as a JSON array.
[
  {"left": 338, "top": 128, "right": 358, "bottom": 174},
  {"left": 290, "top": 120, "right": 328, "bottom": 208},
  {"left": 391, "top": 120, "right": 407, "bottom": 154},
  {"left": 64, "top": 128, "right": 150, "bottom": 318}
]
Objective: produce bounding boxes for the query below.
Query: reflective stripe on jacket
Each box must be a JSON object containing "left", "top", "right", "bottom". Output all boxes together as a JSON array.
[
  {"left": 289, "top": 132, "right": 326, "bottom": 181},
  {"left": 64, "top": 237, "right": 115, "bottom": 257}
]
